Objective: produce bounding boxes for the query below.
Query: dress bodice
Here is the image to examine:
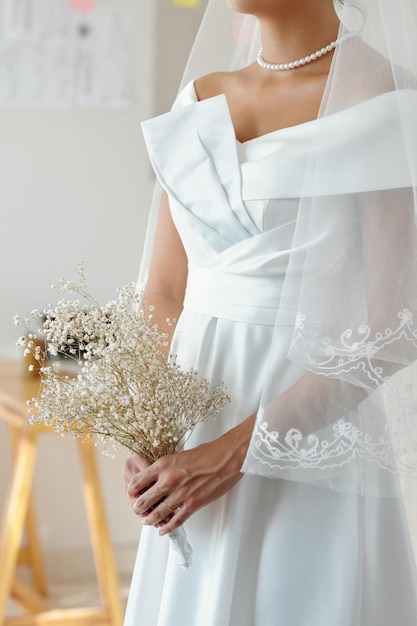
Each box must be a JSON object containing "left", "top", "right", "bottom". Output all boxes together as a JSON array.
[
  {"left": 142, "top": 81, "right": 417, "bottom": 262},
  {"left": 140, "top": 82, "right": 417, "bottom": 325}
]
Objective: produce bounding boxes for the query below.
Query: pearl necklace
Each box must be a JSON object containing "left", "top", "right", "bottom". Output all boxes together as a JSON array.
[{"left": 256, "top": 34, "right": 351, "bottom": 71}]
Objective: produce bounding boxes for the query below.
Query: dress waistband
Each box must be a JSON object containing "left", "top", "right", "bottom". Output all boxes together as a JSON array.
[{"left": 183, "top": 264, "right": 295, "bottom": 326}]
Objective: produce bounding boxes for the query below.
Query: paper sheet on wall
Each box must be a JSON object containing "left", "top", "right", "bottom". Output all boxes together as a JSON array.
[{"left": 0, "top": 0, "right": 134, "bottom": 108}]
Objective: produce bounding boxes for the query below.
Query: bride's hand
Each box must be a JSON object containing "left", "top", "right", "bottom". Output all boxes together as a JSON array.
[{"left": 125, "top": 414, "right": 255, "bottom": 536}]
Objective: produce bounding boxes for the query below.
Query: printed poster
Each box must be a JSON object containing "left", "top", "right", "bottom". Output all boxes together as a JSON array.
[{"left": 0, "top": 0, "right": 134, "bottom": 108}]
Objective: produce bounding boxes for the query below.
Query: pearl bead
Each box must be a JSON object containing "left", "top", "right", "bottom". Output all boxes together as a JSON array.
[{"left": 256, "top": 33, "right": 353, "bottom": 72}]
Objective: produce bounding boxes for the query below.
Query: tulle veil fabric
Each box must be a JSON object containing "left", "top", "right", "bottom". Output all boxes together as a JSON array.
[{"left": 138, "top": 0, "right": 417, "bottom": 549}]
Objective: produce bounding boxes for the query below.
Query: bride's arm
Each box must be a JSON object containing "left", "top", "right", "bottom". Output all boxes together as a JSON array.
[
  {"left": 142, "top": 190, "right": 188, "bottom": 344},
  {"left": 243, "top": 188, "right": 417, "bottom": 478},
  {"left": 124, "top": 189, "right": 188, "bottom": 494}
]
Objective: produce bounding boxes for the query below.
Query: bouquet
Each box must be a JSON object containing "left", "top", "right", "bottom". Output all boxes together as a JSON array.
[{"left": 16, "top": 264, "right": 230, "bottom": 568}]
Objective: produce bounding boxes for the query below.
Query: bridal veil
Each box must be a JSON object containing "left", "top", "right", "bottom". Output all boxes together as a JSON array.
[{"left": 138, "top": 0, "right": 417, "bottom": 549}]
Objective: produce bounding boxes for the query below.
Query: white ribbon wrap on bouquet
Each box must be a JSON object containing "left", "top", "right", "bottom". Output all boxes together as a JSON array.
[{"left": 168, "top": 526, "right": 193, "bottom": 569}]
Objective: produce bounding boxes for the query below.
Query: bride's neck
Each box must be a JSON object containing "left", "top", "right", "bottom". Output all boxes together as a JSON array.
[{"left": 258, "top": 6, "right": 340, "bottom": 66}]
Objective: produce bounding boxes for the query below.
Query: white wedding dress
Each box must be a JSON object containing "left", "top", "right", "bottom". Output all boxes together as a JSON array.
[{"left": 124, "top": 82, "right": 417, "bottom": 626}]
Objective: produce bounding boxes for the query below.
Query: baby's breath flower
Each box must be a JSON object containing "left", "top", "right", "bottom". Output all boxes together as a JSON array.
[{"left": 16, "top": 267, "right": 230, "bottom": 464}]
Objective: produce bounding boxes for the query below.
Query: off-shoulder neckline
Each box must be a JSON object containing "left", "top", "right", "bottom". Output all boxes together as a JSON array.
[
  {"left": 184, "top": 80, "right": 407, "bottom": 146},
  {"left": 188, "top": 80, "right": 320, "bottom": 145}
]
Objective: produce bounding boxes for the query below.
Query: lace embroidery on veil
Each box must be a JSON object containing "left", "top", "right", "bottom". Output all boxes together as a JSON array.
[
  {"left": 292, "top": 308, "right": 417, "bottom": 387},
  {"left": 251, "top": 309, "right": 417, "bottom": 475}
]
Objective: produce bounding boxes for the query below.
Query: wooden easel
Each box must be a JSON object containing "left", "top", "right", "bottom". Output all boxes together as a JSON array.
[{"left": 0, "top": 360, "right": 124, "bottom": 626}]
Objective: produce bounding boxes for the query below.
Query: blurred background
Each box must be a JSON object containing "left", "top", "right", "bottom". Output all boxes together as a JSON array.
[{"left": 0, "top": 0, "right": 207, "bottom": 617}]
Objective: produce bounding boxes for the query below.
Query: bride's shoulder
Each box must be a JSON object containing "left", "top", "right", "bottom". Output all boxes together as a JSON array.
[
  {"left": 171, "top": 71, "right": 246, "bottom": 109},
  {"left": 194, "top": 68, "right": 252, "bottom": 101},
  {"left": 171, "top": 73, "right": 241, "bottom": 109}
]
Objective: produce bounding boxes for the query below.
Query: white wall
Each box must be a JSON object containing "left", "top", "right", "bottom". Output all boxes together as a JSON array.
[
  {"left": 0, "top": 6, "right": 155, "bottom": 360},
  {"left": 0, "top": 0, "right": 156, "bottom": 582},
  {"left": 155, "top": 0, "right": 207, "bottom": 114}
]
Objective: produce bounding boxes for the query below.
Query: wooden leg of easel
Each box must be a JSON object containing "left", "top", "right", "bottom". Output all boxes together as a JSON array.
[
  {"left": 0, "top": 426, "right": 39, "bottom": 624},
  {"left": 10, "top": 426, "right": 47, "bottom": 596},
  {"left": 10, "top": 576, "right": 50, "bottom": 614},
  {"left": 77, "top": 440, "right": 124, "bottom": 626},
  {"left": 21, "top": 504, "right": 48, "bottom": 596}
]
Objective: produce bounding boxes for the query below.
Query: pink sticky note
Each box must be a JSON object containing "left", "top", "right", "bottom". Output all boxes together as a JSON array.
[{"left": 70, "top": 0, "right": 94, "bottom": 12}]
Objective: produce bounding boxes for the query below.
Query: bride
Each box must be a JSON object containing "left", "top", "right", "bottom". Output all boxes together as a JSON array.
[{"left": 124, "top": 1, "right": 417, "bottom": 624}]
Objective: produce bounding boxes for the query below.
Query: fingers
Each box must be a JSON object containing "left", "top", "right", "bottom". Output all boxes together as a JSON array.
[
  {"left": 129, "top": 461, "right": 185, "bottom": 524},
  {"left": 124, "top": 452, "right": 151, "bottom": 478},
  {"left": 131, "top": 478, "right": 165, "bottom": 515},
  {"left": 124, "top": 452, "right": 152, "bottom": 494},
  {"left": 124, "top": 453, "right": 184, "bottom": 524},
  {"left": 141, "top": 499, "right": 184, "bottom": 533},
  {"left": 156, "top": 504, "right": 189, "bottom": 536},
  {"left": 127, "top": 462, "right": 159, "bottom": 497}
]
